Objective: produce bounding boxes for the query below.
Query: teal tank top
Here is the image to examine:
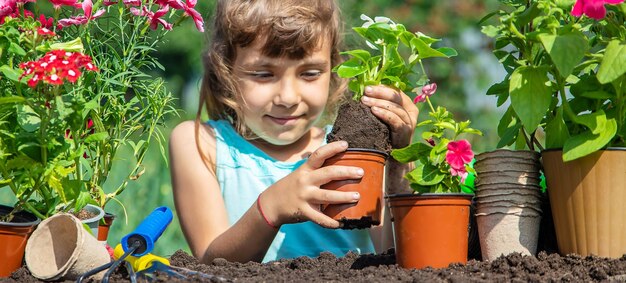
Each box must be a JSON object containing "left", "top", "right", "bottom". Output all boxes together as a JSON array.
[{"left": 207, "top": 120, "right": 374, "bottom": 262}]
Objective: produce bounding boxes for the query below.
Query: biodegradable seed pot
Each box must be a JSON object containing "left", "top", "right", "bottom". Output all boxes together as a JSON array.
[
  {"left": 388, "top": 193, "right": 473, "bottom": 269},
  {"left": 24, "top": 213, "right": 111, "bottom": 281},
  {"left": 321, "top": 149, "right": 388, "bottom": 229},
  {"left": 0, "top": 205, "right": 40, "bottom": 278},
  {"left": 474, "top": 149, "right": 543, "bottom": 260}
]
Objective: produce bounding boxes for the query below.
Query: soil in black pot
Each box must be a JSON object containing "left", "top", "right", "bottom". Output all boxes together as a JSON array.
[{"left": 327, "top": 99, "right": 391, "bottom": 153}]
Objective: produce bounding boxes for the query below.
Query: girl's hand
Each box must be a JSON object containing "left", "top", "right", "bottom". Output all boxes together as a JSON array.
[
  {"left": 260, "top": 141, "right": 364, "bottom": 229},
  {"left": 360, "top": 85, "right": 419, "bottom": 148}
]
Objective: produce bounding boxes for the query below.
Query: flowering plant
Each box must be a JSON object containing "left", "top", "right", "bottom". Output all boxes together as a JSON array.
[
  {"left": 482, "top": 0, "right": 626, "bottom": 161},
  {"left": 334, "top": 15, "right": 481, "bottom": 193},
  {"left": 391, "top": 84, "right": 482, "bottom": 193},
  {"left": 0, "top": 0, "right": 202, "bottom": 220}
]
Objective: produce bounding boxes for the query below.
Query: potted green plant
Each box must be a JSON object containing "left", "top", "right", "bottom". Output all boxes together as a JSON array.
[
  {"left": 389, "top": 79, "right": 482, "bottom": 268},
  {"left": 481, "top": 0, "right": 626, "bottom": 257},
  {"left": 0, "top": 0, "right": 200, "bottom": 273},
  {"left": 323, "top": 15, "right": 457, "bottom": 229}
]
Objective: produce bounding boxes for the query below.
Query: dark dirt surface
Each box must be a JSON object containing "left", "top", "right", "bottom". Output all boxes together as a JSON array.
[
  {"left": 327, "top": 99, "right": 392, "bottom": 153},
  {"left": 8, "top": 249, "right": 626, "bottom": 282},
  {"left": 5, "top": 196, "right": 626, "bottom": 282}
]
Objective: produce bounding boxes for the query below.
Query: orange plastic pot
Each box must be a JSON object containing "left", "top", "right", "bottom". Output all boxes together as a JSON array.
[
  {"left": 388, "top": 193, "right": 473, "bottom": 269},
  {"left": 97, "top": 212, "right": 115, "bottom": 242},
  {"left": 321, "top": 148, "right": 388, "bottom": 228},
  {"left": 0, "top": 205, "right": 40, "bottom": 277}
]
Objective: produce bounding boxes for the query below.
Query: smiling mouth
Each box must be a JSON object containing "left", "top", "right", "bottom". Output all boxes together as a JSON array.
[{"left": 267, "top": 115, "right": 302, "bottom": 125}]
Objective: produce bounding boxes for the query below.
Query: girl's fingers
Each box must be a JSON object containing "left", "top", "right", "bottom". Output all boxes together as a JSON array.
[
  {"left": 362, "top": 88, "right": 414, "bottom": 126},
  {"left": 364, "top": 85, "right": 403, "bottom": 105},
  {"left": 305, "top": 141, "right": 348, "bottom": 169},
  {"left": 310, "top": 185, "right": 361, "bottom": 204},
  {"left": 307, "top": 165, "right": 364, "bottom": 186},
  {"left": 300, "top": 206, "right": 342, "bottom": 229}
]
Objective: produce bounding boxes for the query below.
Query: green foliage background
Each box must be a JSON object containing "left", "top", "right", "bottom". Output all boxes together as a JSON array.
[{"left": 1, "top": 0, "right": 506, "bottom": 257}]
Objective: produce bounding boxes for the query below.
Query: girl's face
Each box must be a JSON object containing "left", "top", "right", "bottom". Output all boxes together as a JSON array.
[{"left": 233, "top": 38, "right": 331, "bottom": 146}]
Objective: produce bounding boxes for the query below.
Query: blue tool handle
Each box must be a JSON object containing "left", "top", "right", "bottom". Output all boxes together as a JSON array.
[{"left": 121, "top": 206, "right": 173, "bottom": 256}]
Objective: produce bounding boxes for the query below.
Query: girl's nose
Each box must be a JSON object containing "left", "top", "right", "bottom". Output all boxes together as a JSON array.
[{"left": 273, "top": 77, "right": 301, "bottom": 108}]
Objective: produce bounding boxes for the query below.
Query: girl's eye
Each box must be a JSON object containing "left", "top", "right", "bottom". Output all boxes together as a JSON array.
[
  {"left": 301, "top": 70, "right": 322, "bottom": 80},
  {"left": 247, "top": 71, "right": 273, "bottom": 80}
]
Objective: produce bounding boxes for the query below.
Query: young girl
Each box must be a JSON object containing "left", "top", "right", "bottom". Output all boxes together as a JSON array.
[{"left": 169, "top": 0, "right": 418, "bottom": 264}]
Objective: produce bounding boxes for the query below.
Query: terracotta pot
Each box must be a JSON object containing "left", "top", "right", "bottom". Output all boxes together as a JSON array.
[
  {"left": 321, "top": 148, "right": 388, "bottom": 229},
  {"left": 0, "top": 205, "right": 40, "bottom": 278},
  {"left": 542, "top": 148, "right": 626, "bottom": 258},
  {"left": 97, "top": 212, "right": 115, "bottom": 242},
  {"left": 387, "top": 193, "right": 473, "bottom": 269}
]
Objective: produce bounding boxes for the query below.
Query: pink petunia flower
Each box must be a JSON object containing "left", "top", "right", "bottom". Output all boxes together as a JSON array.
[
  {"left": 0, "top": 0, "right": 17, "bottom": 23},
  {"left": 571, "top": 0, "right": 624, "bottom": 20},
  {"left": 412, "top": 83, "right": 437, "bottom": 104},
  {"left": 450, "top": 166, "right": 469, "bottom": 183},
  {"left": 445, "top": 139, "right": 474, "bottom": 170}
]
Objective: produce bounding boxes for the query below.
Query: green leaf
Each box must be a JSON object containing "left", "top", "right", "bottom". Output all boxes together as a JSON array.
[
  {"left": 578, "top": 90, "right": 614, "bottom": 99},
  {"left": 336, "top": 58, "right": 367, "bottom": 78},
  {"left": 391, "top": 142, "right": 431, "bottom": 163},
  {"left": 544, "top": 106, "right": 569, "bottom": 148},
  {"left": 0, "top": 65, "right": 22, "bottom": 82},
  {"left": 84, "top": 132, "right": 109, "bottom": 143},
  {"left": 8, "top": 42, "right": 26, "bottom": 56},
  {"left": 563, "top": 112, "right": 617, "bottom": 161},
  {"left": 0, "top": 96, "right": 26, "bottom": 104},
  {"left": 16, "top": 104, "right": 41, "bottom": 132},
  {"left": 509, "top": 66, "right": 552, "bottom": 133},
  {"left": 341, "top": 49, "right": 371, "bottom": 63},
  {"left": 539, "top": 31, "right": 588, "bottom": 78},
  {"left": 406, "top": 162, "right": 445, "bottom": 186},
  {"left": 597, "top": 40, "right": 626, "bottom": 84},
  {"left": 410, "top": 37, "right": 452, "bottom": 60}
]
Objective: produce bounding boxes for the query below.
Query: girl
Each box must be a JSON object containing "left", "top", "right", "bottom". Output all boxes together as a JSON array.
[{"left": 169, "top": 0, "right": 418, "bottom": 264}]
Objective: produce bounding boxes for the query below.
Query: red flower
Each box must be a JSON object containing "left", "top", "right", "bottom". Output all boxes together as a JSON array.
[
  {"left": 38, "top": 14, "right": 54, "bottom": 29},
  {"left": 37, "top": 27, "right": 56, "bottom": 37},
  {"left": 445, "top": 139, "right": 474, "bottom": 170},
  {"left": 19, "top": 50, "right": 98, "bottom": 88},
  {"left": 571, "top": 0, "right": 624, "bottom": 20}
]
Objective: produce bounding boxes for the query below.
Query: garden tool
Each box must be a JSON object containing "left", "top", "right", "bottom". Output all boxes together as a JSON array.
[
  {"left": 76, "top": 206, "right": 173, "bottom": 283},
  {"left": 112, "top": 243, "right": 228, "bottom": 282}
]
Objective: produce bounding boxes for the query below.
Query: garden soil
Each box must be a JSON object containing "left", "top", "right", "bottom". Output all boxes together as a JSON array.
[
  {"left": 327, "top": 99, "right": 392, "bottom": 153},
  {"left": 6, "top": 188, "right": 626, "bottom": 282},
  {"left": 5, "top": 249, "right": 626, "bottom": 282}
]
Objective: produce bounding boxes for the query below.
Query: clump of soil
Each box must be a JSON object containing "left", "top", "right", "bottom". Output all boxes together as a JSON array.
[{"left": 327, "top": 99, "right": 391, "bottom": 153}]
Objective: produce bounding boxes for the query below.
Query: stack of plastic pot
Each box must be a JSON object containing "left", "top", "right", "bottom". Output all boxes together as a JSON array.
[{"left": 473, "top": 149, "right": 543, "bottom": 260}]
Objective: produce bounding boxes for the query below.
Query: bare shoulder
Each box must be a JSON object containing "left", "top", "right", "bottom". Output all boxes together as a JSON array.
[
  {"left": 169, "top": 120, "right": 217, "bottom": 170},
  {"left": 170, "top": 120, "right": 216, "bottom": 152}
]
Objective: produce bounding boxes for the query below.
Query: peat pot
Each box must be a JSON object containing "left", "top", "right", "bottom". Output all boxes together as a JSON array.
[
  {"left": 387, "top": 193, "right": 473, "bottom": 269},
  {"left": 321, "top": 148, "right": 388, "bottom": 229},
  {"left": 24, "top": 213, "right": 111, "bottom": 281},
  {"left": 542, "top": 148, "right": 626, "bottom": 258},
  {"left": 0, "top": 205, "right": 40, "bottom": 277}
]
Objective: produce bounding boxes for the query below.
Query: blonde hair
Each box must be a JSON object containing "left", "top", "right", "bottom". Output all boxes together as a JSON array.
[{"left": 195, "top": 0, "right": 346, "bottom": 171}]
